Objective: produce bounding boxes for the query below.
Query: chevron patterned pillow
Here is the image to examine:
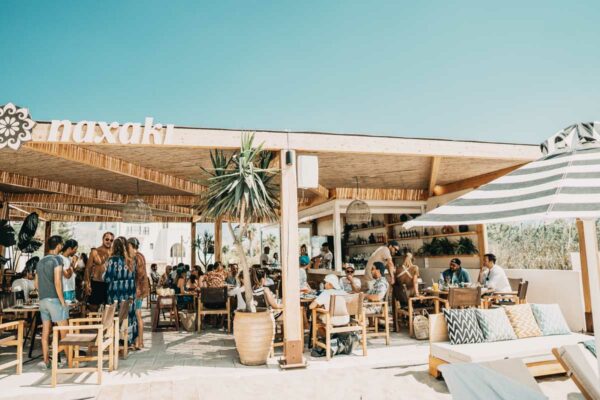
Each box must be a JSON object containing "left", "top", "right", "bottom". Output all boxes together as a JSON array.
[
  {"left": 530, "top": 304, "right": 570, "bottom": 336},
  {"left": 503, "top": 304, "right": 542, "bottom": 338},
  {"left": 476, "top": 308, "right": 517, "bottom": 342},
  {"left": 443, "top": 308, "right": 485, "bottom": 345}
]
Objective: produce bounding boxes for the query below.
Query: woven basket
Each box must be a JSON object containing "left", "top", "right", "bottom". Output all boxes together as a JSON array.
[{"left": 413, "top": 314, "right": 429, "bottom": 340}]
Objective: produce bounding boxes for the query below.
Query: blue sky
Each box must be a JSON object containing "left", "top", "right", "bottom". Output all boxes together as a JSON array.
[{"left": 1, "top": 1, "right": 598, "bottom": 144}]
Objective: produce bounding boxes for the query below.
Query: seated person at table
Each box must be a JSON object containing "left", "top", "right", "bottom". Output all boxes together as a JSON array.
[
  {"left": 186, "top": 275, "right": 200, "bottom": 293},
  {"left": 252, "top": 268, "right": 283, "bottom": 319},
  {"left": 441, "top": 258, "right": 471, "bottom": 285},
  {"left": 204, "top": 263, "right": 225, "bottom": 288},
  {"left": 309, "top": 274, "right": 349, "bottom": 326},
  {"left": 478, "top": 253, "right": 511, "bottom": 292},
  {"left": 225, "top": 264, "right": 238, "bottom": 286},
  {"left": 263, "top": 268, "right": 275, "bottom": 286},
  {"left": 175, "top": 268, "right": 194, "bottom": 308},
  {"left": 12, "top": 269, "right": 36, "bottom": 301},
  {"left": 299, "top": 256, "right": 311, "bottom": 292},
  {"left": 364, "top": 262, "right": 389, "bottom": 314},
  {"left": 159, "top": 265, "right": 173, "bottom": 288},
  {"left": 339, "top": 264, "right": 361, "bottom": 293}
]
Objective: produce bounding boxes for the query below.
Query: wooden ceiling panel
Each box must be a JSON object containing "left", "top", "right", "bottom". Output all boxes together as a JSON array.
[
  {"left": 0, "top": 148, "right": 191, "bottom": 196},
  {"left": 436, "top": 157, "right": 524, "bottom": 186}
]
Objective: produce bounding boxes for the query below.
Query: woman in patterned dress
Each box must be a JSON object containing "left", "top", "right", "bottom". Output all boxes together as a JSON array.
[{"left": 103, "top": 236, "right": 138, "bottom": 347}]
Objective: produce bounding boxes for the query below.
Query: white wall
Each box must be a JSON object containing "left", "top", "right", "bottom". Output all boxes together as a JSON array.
[{"left": 419, "top": 267, "right": 586, "bottom": 332}]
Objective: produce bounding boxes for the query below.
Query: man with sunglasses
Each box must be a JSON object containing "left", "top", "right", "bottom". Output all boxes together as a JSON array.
[
  {"left": 339, "top": 264, "right": 361, "bottom": 293},
  {"left": 84, "top": 232, "right": 114, "bottom": 311}
]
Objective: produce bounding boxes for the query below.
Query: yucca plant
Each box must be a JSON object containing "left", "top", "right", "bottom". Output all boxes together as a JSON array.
[{"left": 198, "top": 133, "right": 279, "bottom": 312}]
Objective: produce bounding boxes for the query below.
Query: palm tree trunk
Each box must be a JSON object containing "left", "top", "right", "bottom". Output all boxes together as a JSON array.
[{"left": 227, "top": 201, "right": 255, "bottom": 313}]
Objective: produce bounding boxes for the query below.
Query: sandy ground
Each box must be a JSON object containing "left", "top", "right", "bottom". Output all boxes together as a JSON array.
[{"left": 0, "top": 309, "right": 583, "bottom": 400}]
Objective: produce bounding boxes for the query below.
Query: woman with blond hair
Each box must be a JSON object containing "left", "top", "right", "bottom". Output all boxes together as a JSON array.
[
  {"left": 393, "top": 252, "right": 420, "bottom": 299},
  {"left": 103, "top": 236, "right": 138, "bottom": 347}
]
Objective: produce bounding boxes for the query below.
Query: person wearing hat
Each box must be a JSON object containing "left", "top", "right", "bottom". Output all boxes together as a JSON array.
[
  {"left": 441, "top": 258, "right": 471, "bottom": 285},
  {"left": 309, "top": 274, "right": 349, "bottom": 326},
  {"left": 339, "top": 264, "right": 361, "bottom": 293}
]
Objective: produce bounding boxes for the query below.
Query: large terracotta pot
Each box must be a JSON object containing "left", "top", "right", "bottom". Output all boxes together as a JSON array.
[{"left": 233, "top": 309, "right": 275, "bottom": 365}]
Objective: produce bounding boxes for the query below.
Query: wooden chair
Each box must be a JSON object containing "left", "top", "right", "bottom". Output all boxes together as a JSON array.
[
  {"left": 508, "top": 278, "right": 522, "bottom": 291},
  {"left": 152, "top": 295, "right": 179, "bottom": 332},
  {"left": 197, "top": 287, "right": 230, "bottom": 333},
  {"left": 394, "top": 284, "right": 439, "bottom": 336},
  {"left": 364, "top": 292, "right": 390, "bottom": 345},
  {"left": 0, "top": 320, "right": 23, "bottom": 374},
  {"left": 483, "top": 282, "right": 526, "bottom": 308},
  {"left": 311, "top": 293, "right": 367, "bottom": 360},
  {"left": 116, "top": 300, "right": 130, "bottom": 360},
  {"left": 441, "top": 287, "right": 482, "bottom": 309},
  {"left": 52, "top": 303, "right": 116, "bottom": 387}
]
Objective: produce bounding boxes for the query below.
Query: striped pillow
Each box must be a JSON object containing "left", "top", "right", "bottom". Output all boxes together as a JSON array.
[
  {"left": 443, "top": 308, "right": 485, "bottom": 345},
  {"left": 503, "top": 304, "right": 542, "bottom": 339}
]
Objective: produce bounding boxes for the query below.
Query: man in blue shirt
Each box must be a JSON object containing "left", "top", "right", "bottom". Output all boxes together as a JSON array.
[{"left": 441, "top": 258, "right": 471, "bottom": 285}]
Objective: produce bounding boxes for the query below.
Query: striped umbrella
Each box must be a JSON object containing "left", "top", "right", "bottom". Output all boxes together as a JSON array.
[
  {"left": 405, "top": 122, "right": 600, "bottom": 374},
  {"left": 405, "top": 122, "right": 600, "bottom": 227}
]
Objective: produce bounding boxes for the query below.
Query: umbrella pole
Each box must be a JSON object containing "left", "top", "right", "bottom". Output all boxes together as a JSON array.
[{"left": 580, "top": 218, "right": 600, "bottom": 375}]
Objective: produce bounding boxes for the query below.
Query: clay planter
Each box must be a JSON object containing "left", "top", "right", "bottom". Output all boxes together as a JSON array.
[{"left": 233, "top": 309, "right": 275, "bottom": 365}]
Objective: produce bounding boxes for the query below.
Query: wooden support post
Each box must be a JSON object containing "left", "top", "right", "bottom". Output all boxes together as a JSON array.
[
  {"left": 279, "top": 149, "right": 305, "bottom": 368},
  {"left": 214, "top": 218, "right": 222, "bottom": 263},
  {"left": 191, "top": 221, "right": 197, "bottom": 267},
  {"left": 476, "top": 224, "right": 488, "bottom": 267},
  {"left": 578, "top": 219, "right": 600, "bottom": 375},
  {"left": 43, "top": 221, "right": 52, "bottom": 255},
  {"left": 576, "top": 219, "right": 594, "bottom": 332},
  {"left": 333, "top": 202, "right": 343, "bottom": 272},
  {"left": 0, "top": 195, "right": 9, "bottom": 260}
]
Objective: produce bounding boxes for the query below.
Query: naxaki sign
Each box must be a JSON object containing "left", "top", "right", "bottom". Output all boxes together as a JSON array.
[{"left": 48, "top": 117, "right": 174, "bottom": 145}]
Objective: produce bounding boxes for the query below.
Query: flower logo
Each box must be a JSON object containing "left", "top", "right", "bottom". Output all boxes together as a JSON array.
[{"left": 0, "top": 103, "right": 35, "bottom": 150}]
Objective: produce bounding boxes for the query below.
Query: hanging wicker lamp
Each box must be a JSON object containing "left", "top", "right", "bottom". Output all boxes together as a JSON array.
[
  {"left": 123, "top": 180, "right": 152, "bottom": 223},
  {"left": 345, "top": 177, "right": 371, "bottom": 225}
]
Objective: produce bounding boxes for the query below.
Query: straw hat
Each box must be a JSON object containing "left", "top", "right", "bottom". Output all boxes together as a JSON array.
[{"left": 324, "top": 274, "right": 341, "bottom": 290}]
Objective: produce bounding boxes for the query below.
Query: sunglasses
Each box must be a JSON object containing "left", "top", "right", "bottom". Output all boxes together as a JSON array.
[
  {"left": 104, "top": 238, "right": 114, "bottom": 242},
  {"left": 346, "top": 270, "right": 355, "bottom": 274}
]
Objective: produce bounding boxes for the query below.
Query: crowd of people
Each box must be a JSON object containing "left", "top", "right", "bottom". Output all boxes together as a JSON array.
[{"left": 11, "top": 232, "right": 150, "bottom": 370}]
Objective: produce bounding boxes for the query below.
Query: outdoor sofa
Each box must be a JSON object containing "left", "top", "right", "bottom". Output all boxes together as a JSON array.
[{"left": 429, "top": 309, "right": 590, "bottom": 378}]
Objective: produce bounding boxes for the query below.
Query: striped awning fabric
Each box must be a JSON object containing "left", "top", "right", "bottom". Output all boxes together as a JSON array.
[{"left": 405, "top": 122, "right": 600, "bottom": 228}]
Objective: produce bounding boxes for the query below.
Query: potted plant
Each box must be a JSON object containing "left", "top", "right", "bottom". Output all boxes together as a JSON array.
[{"left": 198, "top": 133, "right": 279, "bottom": 365}]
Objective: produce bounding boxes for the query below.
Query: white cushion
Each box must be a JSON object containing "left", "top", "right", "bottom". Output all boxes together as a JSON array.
[{"left": 431, "top": 333, "right": 591, "bottom": 364}]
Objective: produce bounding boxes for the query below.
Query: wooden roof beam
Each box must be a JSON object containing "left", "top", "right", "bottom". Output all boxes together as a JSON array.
[
  {"left": 432, "top": 164, "right": 526, "bottom": 196},
  {"left": 306, "top": 184, "right": 330, "bottom": 201},
  {"left": 428, "top": 157, "right": 442, "bottom": 197},
  {"left": 0, "top": 171, "right": 124, "bottom": 203},
  {"left": 25, "top": 143, "right": 205, "bottom": 195},
  {"left": 6, "top": 193, "right": 198, "bottom": 206}
]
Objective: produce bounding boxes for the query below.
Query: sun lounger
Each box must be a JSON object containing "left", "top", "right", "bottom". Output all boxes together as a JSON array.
[
  {"left": 439, "top": 359, "right": 546, "bottom": 400},
  {"left": 552, "top": 344, "right": 600, "bottom": 400}
]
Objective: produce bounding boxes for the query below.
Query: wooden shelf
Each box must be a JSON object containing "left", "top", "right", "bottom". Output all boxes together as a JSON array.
[
  {"left": 348, "top": 225, "right": 387, "bottom": 234},
  {"left": 417, "top": 254, "right": 479, "bottom": 259},
  {"left": 345, "top": 243, "right": 386, "bottom": 249},
  {"left": 390, "top": 231, "right": 478, "bottom": 241},
  {"left": 385, "top": 222, "right": 406, "bottom": 228},
  {"left": 393, "top": 254, "right": 479, "bottom": 259}
]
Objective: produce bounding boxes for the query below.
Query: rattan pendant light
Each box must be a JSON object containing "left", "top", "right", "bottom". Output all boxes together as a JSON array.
[
  {"left": 123, "top": 180, "right": 152, "bottom": 223},
  {"left": 345, "top": 177, "right": 371, "bottom": 225}
]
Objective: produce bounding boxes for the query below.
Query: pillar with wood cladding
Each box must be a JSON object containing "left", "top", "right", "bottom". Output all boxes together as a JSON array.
[{"left": 279, "top": 149, "right": 304, "bottom": 367}]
